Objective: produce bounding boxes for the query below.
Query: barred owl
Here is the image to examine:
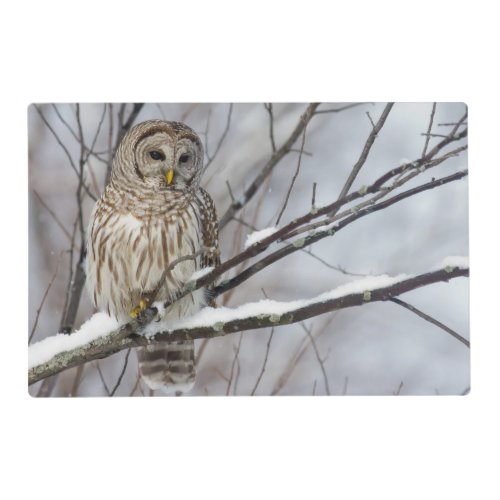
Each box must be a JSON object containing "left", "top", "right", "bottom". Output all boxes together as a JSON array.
[{"left": 86, "top": 120, "right": 220, "bottom": 395}]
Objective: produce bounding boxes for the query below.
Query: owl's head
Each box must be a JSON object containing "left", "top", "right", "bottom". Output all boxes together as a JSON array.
[{"left": 112, "top": 120, "right": 205, "bottom": 191}]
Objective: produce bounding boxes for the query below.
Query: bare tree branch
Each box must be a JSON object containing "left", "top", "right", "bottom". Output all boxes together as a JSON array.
[
  {"left": 300, "top": 322, "right": 331, "bottom": 395},
  {"left": 34, "top": 105, "right": 97, "bottom": 202},
  {"left": 389, "top": 297, "right": 469, "bottom": 348},
  {"left": 226, "top": 333, "right": 243, "bottom": 396},
  {"left": 264, "top": 103, "right": 277, "bottom": 153},
  {"left": 95, "top": 361, "right": 111, "bottom": 396},
  {"left": 32, "top": 190, "right": 73, "bottom": 243},
  {"left": 250, "top": 327, "right": 275, "bottom": 396},
  {"left": 422, "top": 103, "right": 437, "bottom": 159},
  {"left": 110, "top": 348, "right": 132, "bottom": 396},
  {"left": 219, "top": 103, "right": 320, "bottom": 228},
  {"left": 314, "top": 103, "right": 368, "bottom": 114},
  {"left": 335, "top": 103, "right": 394, "bottom": 205},
  {"left": 205, "top": 103, "right": 233, "bottom": 169},
  {"left": 29, "top": 251, "right": 65, "bottom": 344},
  {"left": 275, "top": 123, "right": 307, "bottom": 225}
]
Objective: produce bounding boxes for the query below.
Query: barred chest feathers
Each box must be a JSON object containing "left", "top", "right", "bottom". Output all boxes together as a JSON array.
[{"left": 86, "top": 189, "right": 206, "bottom": 322}]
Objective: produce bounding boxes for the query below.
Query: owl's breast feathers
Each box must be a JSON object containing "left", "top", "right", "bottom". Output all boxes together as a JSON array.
[{"left": 86, "top": 185, "right": 219, "bottom": 320}]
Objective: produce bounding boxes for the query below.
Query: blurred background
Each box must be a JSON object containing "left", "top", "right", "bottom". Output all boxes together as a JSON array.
[{"left": 28, "top": 102, "right": 469, "bottom": 396}]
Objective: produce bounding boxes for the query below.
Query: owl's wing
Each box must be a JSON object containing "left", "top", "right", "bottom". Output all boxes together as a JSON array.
[{"left": 197, "top": 188, "right": 221, "bottom": 306}]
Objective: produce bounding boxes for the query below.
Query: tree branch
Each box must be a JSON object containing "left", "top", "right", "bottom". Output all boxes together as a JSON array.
[
  {"left": 219, "top": 103, "right": 320, "bottom": 228},
  {"left": 29, "top": 266, "right": 468, "bottom": 385},
  {"left": 389, "top": 297, "right": 469, "bottom": 348},
  {"left": 212, "top": 169, "right": 468, "bottom": 298},
  {"left": 335, "top": 103, "right": 394, "bottom": 204}
]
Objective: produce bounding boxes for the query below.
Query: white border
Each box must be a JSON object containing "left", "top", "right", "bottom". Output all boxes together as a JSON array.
[{"left": 2, "top": 1, "right": 498, "bottom": 499}]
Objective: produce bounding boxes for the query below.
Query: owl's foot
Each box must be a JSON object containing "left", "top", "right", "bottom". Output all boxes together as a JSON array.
[{"left": 130, "top": 298, "right": 150, "bottom": 319}]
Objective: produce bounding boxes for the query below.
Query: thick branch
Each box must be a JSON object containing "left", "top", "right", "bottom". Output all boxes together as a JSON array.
[{"left": 29, "top": 266, "right": 468, "bottom": 385}]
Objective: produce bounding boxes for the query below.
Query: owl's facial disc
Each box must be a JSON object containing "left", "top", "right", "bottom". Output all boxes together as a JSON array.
[{"left": 133, "top": 128, "right": 203, "bottom": 191}]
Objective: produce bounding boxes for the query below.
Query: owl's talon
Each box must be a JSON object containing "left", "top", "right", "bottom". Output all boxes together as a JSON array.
[{"left": 130, "top": 298, "right": 150, "bottom": 318}]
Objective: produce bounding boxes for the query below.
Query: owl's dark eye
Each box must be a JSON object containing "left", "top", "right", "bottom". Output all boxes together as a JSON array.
[
  {"left": 179, "top": 153, "right": 190, "bottom": 164},
  {"left": 149, "top": 150, "right": 165, "bottom": 161}
]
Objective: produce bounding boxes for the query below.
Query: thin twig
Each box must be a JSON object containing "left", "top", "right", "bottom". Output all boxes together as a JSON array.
[
  {"left": 95, "top": 361, "right": 111, "bottom": 396},
  {"left": 421, "top": 103, "right": 437, "bottom": 159},
  {"left": 233, "top": 356, "right": 241, "bottom": 396},
  {"left": 450, "top": 111, "right": 468, "bottom": 137},
  {"left": 60, "top": 214, "right": 79, "bottom": 327},
  {"left": 289, "top": 148, "right": 313, "bottom": 157},
  {"left": 311, "top": 182, "right": 317, "bottom": 208},
  {"left": 342, "top": 376, "right": 349, "bottom": 395},
  {"left": 142, "top": 247, "right": 209, "bottom": 310},
  {"left": 29, "top": 250, "right": 65, "bottom": 344},
  {"left": 226, "top": 333, "right": 244, "bottom": 396},
  {"left": 271, "top": 314, "right": 334, "bottom": 395},
  {"left": 214, "top": 367, "right": 230, "bottom": 382},
  {"left": 389, "top": 297, "right": 469, "bottom": 348},
  {"left": 86, "top": 160, "right": 101, "bottom": 199},
  {"left": 438, "top": 122, "right": 468, "bottom": 127},
  {"left": 421, "top": 133, "right": 448, "bottom": 139},
  {"left": 275, "top": 123, "right": 308, "bottom": 225},
  {"left": 225, "top": 180, "right": 235, "bottom": 202},
  {"left": 393, "top": 381, "right": 404, "bottom": 395},
  {"left": 205, "top": 103, "right": 233, "bottom": 169},
  {"left": 110, "top": 348, "right": 132, "bottom": 396},
  {"left": 83, "top": 103, "right": 108, "bottom": 165},
  {"left": 314, "top": 103, "right": 368, "bottom": 114},
  {"left": 75, "top": 104, "right": 87, "bottom": 244},
  {"left": 300, "top": 322, "right": 331, "bottom": 395},
  {"left": 366, "top": 111, "right": 376, "bottom": 129},
  {"left": 264, "top": 103, "right": 277, "bottom": 153},
  {"left": 51, "top": 104, "right": 79, "bottom": 142},
  {"left": 202, "top": 107, "right": 212, "bottom": 158},
  {"left": 335, "top": 103, "right": 394, "bottom": 205},
  {"left": 303, "top": 249, "right": 366, "bottom": 276},
  {"left": 32, "top": 190, "right": 72, "bottom": 242},
  {"left": 35, "top": 104, "right": 78, "bottom": 174},
  {"left": 250, "top": 328, "right": 275, "bottom": 395}
]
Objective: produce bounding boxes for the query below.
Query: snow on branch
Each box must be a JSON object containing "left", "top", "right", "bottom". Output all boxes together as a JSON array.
[
  {"left": 28, "top": 263, "right": 469, "bottom": 385},
  {"left": 244, "top": 226, "right": 278, "bottom": 248}
]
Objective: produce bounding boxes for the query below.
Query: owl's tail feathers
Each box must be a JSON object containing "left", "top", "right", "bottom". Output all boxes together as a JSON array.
[{"left": 137, "top": 340, "right": 196, "bottom": 395}]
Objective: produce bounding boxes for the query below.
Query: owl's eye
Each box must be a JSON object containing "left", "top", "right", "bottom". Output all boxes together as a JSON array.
[
  {"left": 149, "top": 150, "right": 165, "bottom": 161},
  {"left": 179, "top": 153, "right": 190, "bottom": 164}
]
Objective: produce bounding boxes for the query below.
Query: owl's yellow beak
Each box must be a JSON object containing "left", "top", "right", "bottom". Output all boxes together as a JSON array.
[{"left": 166, "top": 168, "right": 174, "bottom": 185}]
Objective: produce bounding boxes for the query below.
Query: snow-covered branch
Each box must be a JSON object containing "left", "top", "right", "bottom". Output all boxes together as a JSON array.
[{"left": 29, "top": 263, "right": 468, "bottom": 385}]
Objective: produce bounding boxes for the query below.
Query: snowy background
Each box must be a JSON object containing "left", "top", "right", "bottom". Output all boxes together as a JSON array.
[{"left": 28, "top": 102, "right": 469, "bottom": 396}]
